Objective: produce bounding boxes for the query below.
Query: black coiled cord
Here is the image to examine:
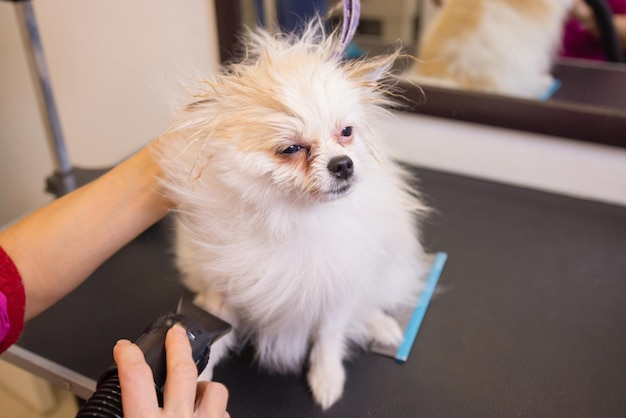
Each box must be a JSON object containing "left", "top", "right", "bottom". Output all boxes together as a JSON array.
[
  {"left": 584, "top": 0, "right": 625, "bottom": 62},
  {"left": 75, "top": 370, "right": 123, "bottom": 418}
]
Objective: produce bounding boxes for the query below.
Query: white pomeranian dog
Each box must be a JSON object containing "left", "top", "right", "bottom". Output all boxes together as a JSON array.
[
  {"left": 408, "top": 0, "right": 573, "bottom": 98},
  {"left": 155, "top": 19, "right": 427, "bottom": 409}
]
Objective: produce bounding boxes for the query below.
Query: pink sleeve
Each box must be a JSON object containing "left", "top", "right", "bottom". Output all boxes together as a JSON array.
[
  {"left": 0, "top": 247, "right": 26, "bottom": 353},
  {"left": 0, "top": 291, "right": 9, "bottom": 342}
]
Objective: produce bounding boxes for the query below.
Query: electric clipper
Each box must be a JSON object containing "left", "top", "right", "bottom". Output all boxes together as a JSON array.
[{"left": 76, "top": 298, "right": 231, "bottom": 417}]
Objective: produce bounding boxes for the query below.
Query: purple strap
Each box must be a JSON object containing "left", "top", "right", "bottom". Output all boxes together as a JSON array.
[
  {"left": 334, "top": 0, "right": 361, "bottom": 58},
  {"left": 0, "top": 291, "right": 9, "bottom": 343}
]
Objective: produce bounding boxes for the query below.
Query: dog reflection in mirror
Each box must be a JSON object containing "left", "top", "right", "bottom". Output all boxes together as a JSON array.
[{"left": 409, "top": 0, "right": 574, "bottom": 98}]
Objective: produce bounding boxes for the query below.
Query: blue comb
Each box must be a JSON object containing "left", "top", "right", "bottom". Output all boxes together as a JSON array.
[
  {"left": 396, "top": 252, "right": 447, "bottom": 362},
  {"left": 369, "top": 252, "right": 448, "bottom": 362}
]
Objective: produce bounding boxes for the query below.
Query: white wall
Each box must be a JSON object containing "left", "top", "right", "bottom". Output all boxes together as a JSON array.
[
  {"left": 381, "top": 113, "right": 626, "bottom": 206},
  {"left": 0, "top": 0, "right": 219, "bottom": 225}
]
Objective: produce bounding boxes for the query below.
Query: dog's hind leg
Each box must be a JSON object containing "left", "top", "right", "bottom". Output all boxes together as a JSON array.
[{"left": 365, "top": 309, "right": 404, "bottom": 348}]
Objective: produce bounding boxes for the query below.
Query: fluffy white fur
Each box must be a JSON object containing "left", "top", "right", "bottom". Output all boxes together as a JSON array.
[
  {"left": 155, "top": 20, "right": 427, "bottom": 409},
  {"left": 408, "top": 0, "right": 573, "bottom": 98}
]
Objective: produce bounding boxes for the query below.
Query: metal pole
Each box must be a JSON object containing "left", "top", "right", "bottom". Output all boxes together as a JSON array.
[{"left": 14, "top": 0, "right": 76, "bottom": 193}]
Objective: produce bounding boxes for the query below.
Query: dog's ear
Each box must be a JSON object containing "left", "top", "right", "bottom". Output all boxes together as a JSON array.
[{"left": 342, "top": 51, "right": 400, "bottom": 85}]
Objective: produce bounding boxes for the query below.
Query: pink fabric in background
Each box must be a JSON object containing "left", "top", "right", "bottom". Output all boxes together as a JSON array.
[{"left": 561, "top": 0, "right": 626, "bottom": 61}]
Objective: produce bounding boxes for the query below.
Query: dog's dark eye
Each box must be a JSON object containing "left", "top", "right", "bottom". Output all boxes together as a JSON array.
[
  {"left": 341, "top": 126, "right": 353, "bottom": 137},
  {"left": 280, "top": 145, "right": 303, "bottom": 154}
]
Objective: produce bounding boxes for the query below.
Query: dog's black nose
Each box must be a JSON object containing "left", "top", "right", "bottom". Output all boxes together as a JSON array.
[{"left": 327, "top": 156, "right": 354, "bottom": 180}]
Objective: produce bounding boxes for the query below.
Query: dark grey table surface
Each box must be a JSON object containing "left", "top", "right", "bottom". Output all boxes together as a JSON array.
[{"left": 13, "top": 167, "right": 626, "bottom": 417}]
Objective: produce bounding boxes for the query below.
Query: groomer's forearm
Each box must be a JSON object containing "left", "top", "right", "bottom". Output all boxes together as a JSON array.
[{"left": 0, "top": 143, "right": 173, "bottom": 320}]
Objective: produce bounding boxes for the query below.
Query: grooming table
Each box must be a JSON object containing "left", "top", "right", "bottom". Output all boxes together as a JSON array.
[{"left": 4, "top": 167, "right": 626, "bottom": 417}]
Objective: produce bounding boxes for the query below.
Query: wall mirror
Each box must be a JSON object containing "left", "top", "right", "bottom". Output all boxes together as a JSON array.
[{"left": 214, "top": 0, "right": 626, "bottom": 148}]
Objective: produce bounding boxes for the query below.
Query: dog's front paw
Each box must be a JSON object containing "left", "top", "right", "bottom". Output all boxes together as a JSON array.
[
  {"left": 367, "top": 310, "right": 404, "bottom": 347},
  {"left": 307, "top": 362, "right": 345, "bottom": 410}
]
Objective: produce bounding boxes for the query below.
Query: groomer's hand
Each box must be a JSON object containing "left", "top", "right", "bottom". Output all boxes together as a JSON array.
[
  {"left": 114, "top": 325, "right": 230, "bottom": 417},
  {"left": 570, "top": 0, "right": 600, "bottom": 38}
]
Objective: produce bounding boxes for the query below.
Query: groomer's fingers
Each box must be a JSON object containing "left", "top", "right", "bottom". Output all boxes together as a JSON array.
[
  {"left": 114, "top": 339, "right": 160, "bottom": 417},
  {"left": 162, "top": 325, "right": 198, "bottom": 416},
  {"left": 195, "top": 381, "right": 230, "bottom": 418}
]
